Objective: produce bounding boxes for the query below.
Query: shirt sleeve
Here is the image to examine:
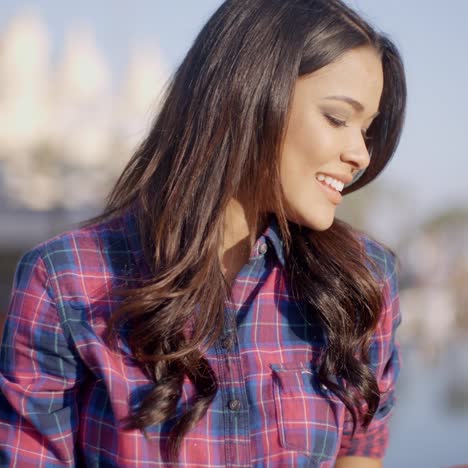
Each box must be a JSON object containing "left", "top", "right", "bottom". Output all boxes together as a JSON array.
[
  {"left": 337, "top": 249, "right": 402, "bottom": 459},
  {"left": 0, "top": 248, "right": 82, "bottom": 467}
]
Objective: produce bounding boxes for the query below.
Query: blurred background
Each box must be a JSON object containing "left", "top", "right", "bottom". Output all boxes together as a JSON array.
[{"left": 0, "top": 1, "right": 466, "bottom": 467}]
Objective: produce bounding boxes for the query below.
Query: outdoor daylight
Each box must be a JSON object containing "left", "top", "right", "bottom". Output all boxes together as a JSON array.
[{"left": 0, "top": 2, "right": 467, "bottom": 467}]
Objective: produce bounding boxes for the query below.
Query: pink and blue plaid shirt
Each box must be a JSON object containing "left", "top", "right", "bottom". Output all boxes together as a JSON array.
[{"left": 0, "top": 208, "right": 402, "bottom": 467}]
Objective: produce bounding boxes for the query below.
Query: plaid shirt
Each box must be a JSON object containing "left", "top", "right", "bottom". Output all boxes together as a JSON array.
[{"left": 0, "top": 208, "right": 402, "bottom": 467}]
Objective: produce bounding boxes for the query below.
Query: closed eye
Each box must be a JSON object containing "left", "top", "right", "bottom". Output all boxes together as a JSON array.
[
  {"left": 324, "top": 114, "right": 346, "bottom": 128},
  {"left": 324, "top": 114, "right": 372, "bottom": 142}
]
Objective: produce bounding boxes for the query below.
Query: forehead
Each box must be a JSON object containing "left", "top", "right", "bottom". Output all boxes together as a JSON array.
[{"left": 298, "top": 46, "right": 384, "bottom": 113}]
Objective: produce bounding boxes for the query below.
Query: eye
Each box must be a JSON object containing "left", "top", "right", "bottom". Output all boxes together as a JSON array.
[
  {"left": 324, "top": 114, "right": 347, "bottom": 128},
  {"left": 325, "top": 114, "right": 373, "bottom": 144}
]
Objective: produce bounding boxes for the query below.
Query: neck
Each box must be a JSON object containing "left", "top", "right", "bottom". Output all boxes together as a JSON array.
[{"left": 219, "top": 197, "right": 266, "bottom": 284}]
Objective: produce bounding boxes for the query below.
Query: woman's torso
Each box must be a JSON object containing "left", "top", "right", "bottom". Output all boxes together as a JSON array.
[{"left": 0, "top": 208, "right": 398, "bottom": 467}]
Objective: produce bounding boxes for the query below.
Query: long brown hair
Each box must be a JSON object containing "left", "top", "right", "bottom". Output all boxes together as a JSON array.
[{"left": 84, "top": 0, "right": 406, "bottom": 461}]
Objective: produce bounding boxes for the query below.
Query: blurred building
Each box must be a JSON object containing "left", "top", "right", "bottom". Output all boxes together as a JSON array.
[
  {"left": 0, "top": 10, "right": 168, "bottom": 312},
  {"left": 397, "top": 209, "right": 468, "bottom": 363},
  {"left": 0, "top": 9, "right": 167, "bottom": 213}
]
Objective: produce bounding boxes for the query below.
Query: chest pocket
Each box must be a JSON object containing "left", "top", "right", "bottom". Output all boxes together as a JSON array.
[{"left": 270, "top": 361, "right": 345, "bottom": 463}]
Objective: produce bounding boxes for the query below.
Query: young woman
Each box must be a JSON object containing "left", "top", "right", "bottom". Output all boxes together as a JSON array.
[{"left": 0, "top": 0, "right": 406, "bottom": 466}]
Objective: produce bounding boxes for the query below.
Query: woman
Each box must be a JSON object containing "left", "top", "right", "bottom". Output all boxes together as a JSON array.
[{"left": 0, "top": 0, "right": 406, "bottom": 466}]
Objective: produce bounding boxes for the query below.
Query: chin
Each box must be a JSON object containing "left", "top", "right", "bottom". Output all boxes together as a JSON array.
[
  {"left": 287, "top": 209, "right": 335, "bottom": 232},
  {"left": 305, "top": 217, "right": 334, "bottom": 232}
]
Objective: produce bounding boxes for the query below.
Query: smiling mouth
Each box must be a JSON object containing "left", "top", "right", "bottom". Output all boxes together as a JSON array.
[
  {"left": 315, "top": 174, "right": 345, "bottom": 192},
  {"left": 315, "top": 178, "right": 343, "bottom": 205},
  {"left": 317, "top": 178, "right": 340, "bottom": 192}
]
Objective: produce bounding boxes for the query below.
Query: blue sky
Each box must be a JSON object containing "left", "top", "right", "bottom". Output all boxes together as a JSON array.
[{"left": 1, "top": 1, "right": 467, "bottom": 224}]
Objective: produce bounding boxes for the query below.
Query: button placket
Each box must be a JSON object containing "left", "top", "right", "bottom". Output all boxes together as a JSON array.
[
  {"left": 217, "top": 295, "right": 251, "bottom": 464},
  {"left": 221, "top": 334, "right": 233, "bottom": 351}
]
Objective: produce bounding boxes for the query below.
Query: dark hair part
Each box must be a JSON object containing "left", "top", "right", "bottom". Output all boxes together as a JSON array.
[{"left": 84, "top": 0, "right": 406, "bottom": 461}]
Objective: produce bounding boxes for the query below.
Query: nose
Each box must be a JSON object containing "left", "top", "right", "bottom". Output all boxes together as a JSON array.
[{"left": 340, "top": 141, "right": 371, "bottom": 173}]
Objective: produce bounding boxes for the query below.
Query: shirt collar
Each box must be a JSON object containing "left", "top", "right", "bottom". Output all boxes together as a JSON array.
[
  {"left": 252, "top": 212, "right": 286, "bottom": 268},
  {"left": 122, "top": 206, "right": 287, "bottom": 274}
]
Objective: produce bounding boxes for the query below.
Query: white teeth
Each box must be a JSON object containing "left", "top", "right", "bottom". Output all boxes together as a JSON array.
[{"left": 316, "top": 173, "right": 344, "bottom": 192}]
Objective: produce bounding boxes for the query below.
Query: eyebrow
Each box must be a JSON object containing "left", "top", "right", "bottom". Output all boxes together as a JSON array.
[{"left": 322, "top": 95, "right": 380, "bottom": 119}]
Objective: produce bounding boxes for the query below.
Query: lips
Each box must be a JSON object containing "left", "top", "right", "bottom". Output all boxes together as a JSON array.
[
  {"left": 316, "top": 174, "right": 344, "bottom": 192},
  {"left": 315, "top": 172, "right": 353, "bottom": 185},
  {"left": 317, "top": 177, "right": 340, "bottom": 192},
  {"left": 315, "top": 177, "right": 343, "bottom": 205}
]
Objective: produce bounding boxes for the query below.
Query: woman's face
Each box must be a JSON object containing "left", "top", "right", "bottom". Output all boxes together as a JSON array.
[{"left": 279, "top": 45, "right": 384, "bottom": 231}]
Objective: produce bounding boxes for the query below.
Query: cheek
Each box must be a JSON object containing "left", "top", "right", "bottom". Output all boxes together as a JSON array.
[{"left": 280, "top": 118, "right": 334, "bottom": 184}]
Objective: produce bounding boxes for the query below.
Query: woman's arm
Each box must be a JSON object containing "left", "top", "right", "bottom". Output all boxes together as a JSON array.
[
  {"left": 337, "top": 245, "right": 402, "bottom": 461},
  {"left": 0, "top": 247, "right": 82, "bottom": 466}
]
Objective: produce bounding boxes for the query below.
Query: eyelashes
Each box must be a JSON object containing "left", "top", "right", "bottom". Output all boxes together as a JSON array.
[
  {"left": 324, "top": 114, "right": 372, "bottom": 142},
  {"left": 324, "top": 114, "right": 346, "bottom": 127}
]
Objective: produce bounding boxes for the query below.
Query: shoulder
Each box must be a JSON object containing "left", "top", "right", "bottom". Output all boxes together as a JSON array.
[
  {"left": 14, "top": 210, "right": 142, "bottom": 304},
  {"left": 357, "top": 231, "right": 399, "bottom": 292},
  {"left": 355, "top": 231, "right": 401, "bottom": 331},
  {"left": 358, "top": 231, "right": 402, "bottom": 341}
]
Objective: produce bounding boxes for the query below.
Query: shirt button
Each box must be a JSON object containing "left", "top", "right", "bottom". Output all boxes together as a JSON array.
[
  {"left": 221, "top": 335, "right": 233, "bottom": 350},
  {"left": 258, "top": 243, "right": 268, "bottom": 255},
  {"left": 228, "top": 399, "right": 241, "bottom": 411}
]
